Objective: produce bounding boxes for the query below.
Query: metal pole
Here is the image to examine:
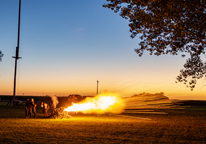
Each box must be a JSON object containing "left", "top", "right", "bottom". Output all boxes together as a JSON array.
[
  {"left": 97, "top": 80, "right": 99, "bottom": 95},
  {"left": 7, "top": 0, "right": 22, "bottom": 106}
]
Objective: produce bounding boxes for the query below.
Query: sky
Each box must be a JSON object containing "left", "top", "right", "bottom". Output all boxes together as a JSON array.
[{"left": 0, "top": 0, "right": 206, "bottom": 100}]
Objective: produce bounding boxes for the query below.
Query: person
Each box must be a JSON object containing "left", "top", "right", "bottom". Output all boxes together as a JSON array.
[
  {"left": 30, "top": 98, "right": 37, "bottom": 118},
  {"left": 41, "top": 102, "right": 50, "bottom": 117},
  {"left": 25, "top": 98, "right": 31, "bottom": 118}
]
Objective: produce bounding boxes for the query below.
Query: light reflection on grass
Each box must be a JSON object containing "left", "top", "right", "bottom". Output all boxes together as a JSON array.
[{"left": 0, "top": 106, "right": 206, "bottom": 143}]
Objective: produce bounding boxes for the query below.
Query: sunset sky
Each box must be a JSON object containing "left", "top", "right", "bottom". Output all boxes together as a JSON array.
[{"left": 0, "top": 0, "right": 206, "bottom": 100}]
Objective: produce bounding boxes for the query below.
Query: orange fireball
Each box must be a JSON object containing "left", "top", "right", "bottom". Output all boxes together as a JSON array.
[{"left": 64, "top": 93, "right": 125, "bottom": 114}]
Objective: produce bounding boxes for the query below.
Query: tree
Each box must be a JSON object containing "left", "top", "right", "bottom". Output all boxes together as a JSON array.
[
  {"left": 0, "top": 51, "right": 3, "bottom": 61},
  {"left": 103, "top": 0, "right": 206, "bottom": 90}
]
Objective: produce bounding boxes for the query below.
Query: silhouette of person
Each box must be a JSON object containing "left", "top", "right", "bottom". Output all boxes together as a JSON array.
[
  {"left": 30, "top": 98, "right": 37, "bottom": 118},
  {"left": 41, "top": 102, "right": 50, "bottom": 117},
  {"left": 25, "top": 98, "right": 31, "bottom": 118}
]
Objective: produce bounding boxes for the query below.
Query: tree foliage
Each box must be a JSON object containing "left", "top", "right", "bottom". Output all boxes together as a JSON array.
[
  {"left": 0, "top": 51, "right": 3, "bottom": 61},
  {"left": 103, "top": 0, "right": 206, "bottom": 90}
]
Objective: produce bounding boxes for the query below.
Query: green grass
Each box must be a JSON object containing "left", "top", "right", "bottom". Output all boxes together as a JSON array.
[
  {"left": 0, "top": 106, "right": 206, "bottom": 143},
  {"left": 0, "top": 102, "right": 8, "bottom": 107}
]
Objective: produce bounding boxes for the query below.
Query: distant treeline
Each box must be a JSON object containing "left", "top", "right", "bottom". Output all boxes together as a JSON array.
[
  {"left": 0, "top": 95, "right": 51, "bottom": 102},
  {"left": 132, "top": 92, "right": 165, "bottom": 97},
  {"left": 0, "top": 95, "right": 94, "bottom": 108},
  {"left": 179, "top": 100, "right": 206, "bottom": 107}
]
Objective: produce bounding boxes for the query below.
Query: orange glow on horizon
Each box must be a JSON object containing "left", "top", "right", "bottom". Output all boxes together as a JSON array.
[{"left": 1, "top": 77, "right": 206, "bottom": 100}]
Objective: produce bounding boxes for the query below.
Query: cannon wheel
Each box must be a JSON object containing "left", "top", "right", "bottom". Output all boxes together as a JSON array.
[{"left": 53, "top": 107, "right": 67, "bottom": 119}]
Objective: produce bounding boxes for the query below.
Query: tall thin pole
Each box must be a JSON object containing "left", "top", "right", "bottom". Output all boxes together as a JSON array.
[
  {"left": 96, "top": 80, "right": 99, "bottom": 95},
  {"left": 7, "top": 0, "right": 22, "bottom": 106}
]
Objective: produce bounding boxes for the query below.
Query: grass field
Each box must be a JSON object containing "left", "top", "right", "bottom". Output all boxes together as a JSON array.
[{"left": 0, "top": 105, "right": 206, "bottom": 143}]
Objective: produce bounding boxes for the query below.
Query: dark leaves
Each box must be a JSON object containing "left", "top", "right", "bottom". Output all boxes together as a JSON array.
[
  {"left": 103, "top": 0, "right": 206, "bottom": 90},
  {"left": 0, "top": 51, "right": 3, "bottom": 61},
  {"left": 176, "top": 55, "right": 206, "bottom": 90}
]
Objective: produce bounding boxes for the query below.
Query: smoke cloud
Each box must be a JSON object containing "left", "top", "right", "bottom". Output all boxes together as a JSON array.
[{"left": 50, "top": 95, "right": 59, "bottom": 108}]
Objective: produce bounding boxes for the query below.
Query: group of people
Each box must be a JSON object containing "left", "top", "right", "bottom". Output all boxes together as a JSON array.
[
  {"left": 25, "top": 98, "right": 54, "bottom": 118},
  {"left": 25, "top": 95, "right": 77, "bottom": 118},
  {"left": 25, "top": 98, "right": 37, "bottom": 118}
]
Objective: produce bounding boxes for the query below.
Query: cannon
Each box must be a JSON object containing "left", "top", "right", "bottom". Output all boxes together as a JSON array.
[{"left": 52, "top": 107, "right": 71, "bottom": 119}]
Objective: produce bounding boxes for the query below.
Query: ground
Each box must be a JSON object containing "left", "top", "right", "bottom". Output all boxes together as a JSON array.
[{"left": 0, "top": 105, "right": 206, "bottom": 143}]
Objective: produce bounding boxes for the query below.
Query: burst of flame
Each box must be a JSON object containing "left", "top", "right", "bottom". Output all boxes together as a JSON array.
[{"left": 64, "top": 93, "right": 125, "bottom": 114}]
